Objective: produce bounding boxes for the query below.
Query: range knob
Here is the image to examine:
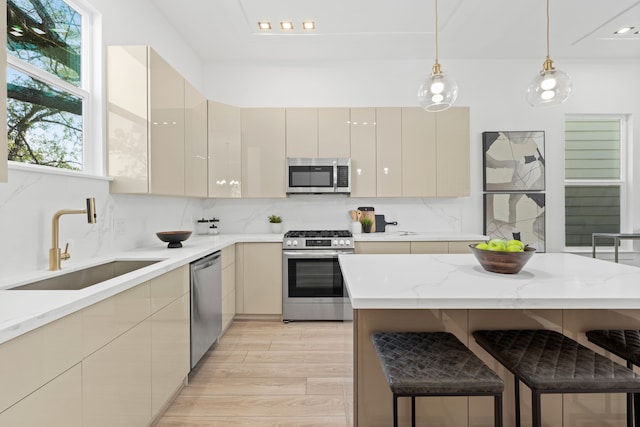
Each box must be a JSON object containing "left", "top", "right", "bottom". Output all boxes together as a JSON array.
[
  {"left": 333, "top": 240, "right": 338, "bottom": 246},
  {"left": 292, "top": 240, "right": 298, "bottom": 246},
  {"left": 345, "top": 239, "right": 351, "bottom": 246},
  {"left": 286, "top": 240, "right": 292, "bottom": 246},
  {"left": 339, "top": 240, "right": 345, "bottom": 246}
]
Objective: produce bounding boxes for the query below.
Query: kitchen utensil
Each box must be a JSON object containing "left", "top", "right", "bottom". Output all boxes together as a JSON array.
[
  {"left": 356, "top": 210, "right": 363, "bottom": 222},
  {"left": 349, "top": 210, "right": 358, "bottom": 222},
  {"left": 374, "top": 215, "right": 398, "bottom": 232},
  {"left": 357, "top": 207, "right": 376, "bottom": 232}
]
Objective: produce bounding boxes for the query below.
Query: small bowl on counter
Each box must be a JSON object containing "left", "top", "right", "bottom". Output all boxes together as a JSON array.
[
  {"left": 156, "top": 230, "right": 192, "bottom": 248},
  {"left": 469, "top": 243, "right": 536, "bottom": 274}
]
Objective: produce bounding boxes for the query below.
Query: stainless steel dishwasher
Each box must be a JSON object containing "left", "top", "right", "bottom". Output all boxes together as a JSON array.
[{"left": 190, "top": 251, "right": 222, "bottom": 369}]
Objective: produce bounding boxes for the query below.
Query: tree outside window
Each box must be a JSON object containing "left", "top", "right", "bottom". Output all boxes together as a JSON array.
[{"left": 6, "top": 0, "right": 86, "bottom": 171}]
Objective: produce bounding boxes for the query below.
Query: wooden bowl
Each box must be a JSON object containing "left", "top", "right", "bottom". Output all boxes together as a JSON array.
[
  {"left": 469, "top": 244, "right": 536, "bottom": 274},
  {"left": 156, "top": 231, "right": 192, "bottom": 248}
]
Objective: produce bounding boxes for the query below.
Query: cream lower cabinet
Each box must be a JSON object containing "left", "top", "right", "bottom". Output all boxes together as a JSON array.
[
  {"left": 357, "top": 241, "right": 480, "bottom": 255},
  {"left": 221, "top": 245, "right": 236, "bottom": 331},
  {"left": 235, "top": 243, "right": 282, "bottom": 315},
  {"left": 0, "top": 364, "right": 82, "bottom": 427},
  {"left": 355, "top": 242, "right": 411, "bottom": 254},
  {"left": 410, "top": 241, "right": 448, "bottom": 254}
]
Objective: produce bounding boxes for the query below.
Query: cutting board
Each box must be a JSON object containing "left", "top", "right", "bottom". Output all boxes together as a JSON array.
[
  {"left": 375, "top": 215, "right": 398, "bottom": 232},
  {"left": 357, "top": 206, "right": 376, "bottom": 232}
]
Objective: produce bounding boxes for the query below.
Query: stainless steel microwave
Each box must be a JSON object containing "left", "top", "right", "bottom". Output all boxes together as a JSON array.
[{"left": 286, "top": 158, "right": 351, "bottom": 194}]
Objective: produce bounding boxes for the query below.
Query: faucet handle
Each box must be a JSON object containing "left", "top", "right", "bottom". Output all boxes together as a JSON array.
[{"left": 61, "top": 242, "right": 71, "bottom": 261}]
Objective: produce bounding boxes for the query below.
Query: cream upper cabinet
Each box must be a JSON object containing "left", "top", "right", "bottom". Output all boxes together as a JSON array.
[
  {"left": 350, "top": 108, "right": 377, "bottom": 197},
  {"left": 318, "top": 108, "right": 350, "bottom": 158},
  {"left": 376, "top": 108, "right": 403, "bottom": 197},
  {"left": 107, "top": 46, "right": 187, "bottom": 196},
  {"left": 208, "top": 101, "right": 241, "bottom": 198},
  {"left": 436, "top": 107, "right": 470, "bottom": 196},
  {"left": 0, "top": 2, "right": 7, "bottom": 183},
  {"left": 184, "top": 80, "right": 208, "bottom": 198},
  {"left": 241, "top": 108, "right": 286, "bottom": 198},
  {"left": 148, "top": 49, "right": 185, "bottom": 196},
  {"left": 286, "top": 108, "right": 318, "bottom": 158},
  {"left": 401, "top": 107, "right": 437, "bottom": 197}
]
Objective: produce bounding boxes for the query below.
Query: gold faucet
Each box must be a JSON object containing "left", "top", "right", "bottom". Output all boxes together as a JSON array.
[{"left": 49, "top": 198, "right": 97, "bottom": 271}]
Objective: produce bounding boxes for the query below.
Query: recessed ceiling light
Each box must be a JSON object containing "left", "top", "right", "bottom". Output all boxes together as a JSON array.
[
  {"left": 614, "top": 26, "right": 634, "bottom": 34},
  {"left": 258, "top": 21, "right": 271, "bottom": 30},
  {"left": 302, "top": 21, "right": 315, "bottom": 30},
  {"left": 280, "top": 21, "right": 294, "bottom": 30}
]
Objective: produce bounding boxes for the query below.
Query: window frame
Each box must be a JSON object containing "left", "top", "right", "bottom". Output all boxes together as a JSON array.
[
  {"left": 564, "top": 114, "right": 631, "bottom": 251},
  {"left": 6, "top": 0, "right": 101, "bottom": 176}
]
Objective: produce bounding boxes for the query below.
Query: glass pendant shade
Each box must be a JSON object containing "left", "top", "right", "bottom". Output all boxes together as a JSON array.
[
  {"left": 418, "top": 63, "right": 458, "bottom": 112},
  {"left": 526, "top": 60, "right": 572, "bottom": 107}
]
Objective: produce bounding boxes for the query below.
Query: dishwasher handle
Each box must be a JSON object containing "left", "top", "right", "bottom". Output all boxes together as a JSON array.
[{"left": 191, "top": 252, "right": 221, "bottom": 272}]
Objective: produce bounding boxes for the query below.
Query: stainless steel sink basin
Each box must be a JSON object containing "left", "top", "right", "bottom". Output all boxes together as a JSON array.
[{"left": 9, "top": 260, "right": 160, "bottom": 291}]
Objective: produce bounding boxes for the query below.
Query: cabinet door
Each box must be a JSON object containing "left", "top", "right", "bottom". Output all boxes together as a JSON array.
[
  {"left": 286, "top": 108, "right": 318, "bottom": 158},
  {"left": 376, "top": 108, "right": 402, "bottom": 197},
  {"left": 241, "top": 243, "right": 282, "bottom": 315},
  {"left": 208, "top": 101, "right": 241, "bottom": 198},
  {"left": 83, "top": 319, "right": 152, "bottom": 427},
  {"left": 0, "top": 364, "right": 82, "bottom": 427},
  {"left": 355, "top": 242, "right": 410, "bottom": 254},
  {"left": 151, "top": 294, "right": 190, "bottom": 418},
  {"left": 410, "top": 241, "right": 448, "bottom": 254},
  {"left": 241, "top": 108, "right": 286, "bottom": 198},
  {"left": 401, "top": 107, "right": 436, "bottom": 197},
  {"left": 350, "top": 108, "right": 377, "bottom": 197},
  {"left": 318, "top": 108, "right": 350, "bottom": 158},
  {"left": 106, "top": 46, "right": 149, "bottom": 193},
  {"left": 150, "top": 265, "right": 189, "bottom": 314},
  {"left": 149, "top": 49, "right": 185, "bottom": 196},
  {"left": 184, "top": 80, "right": 208, "bottom": 198},
  {"left": 436, "top": 107, "right": 470, "bottom": 196},
  {"left": 222, "top": 246, "right": 236, "bottom": 331},
  {"left": 448, "top": 241, "right": 480, "bottom": 254}
]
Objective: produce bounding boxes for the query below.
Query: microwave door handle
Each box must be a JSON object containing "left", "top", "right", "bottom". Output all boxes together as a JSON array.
[{"left": 333, "top": 164, "right": 338, "bottom": 192}]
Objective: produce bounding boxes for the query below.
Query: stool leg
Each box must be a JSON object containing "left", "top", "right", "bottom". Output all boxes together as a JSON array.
[
  {"left": 494, "top": 394, "right": 503, "bottom": 427},
  {"left": 634, "top": 393, "right": 640, "bottom": 427},
  {"left": 532, "top": 390, "right": 542, "bottom": 427},
  {"left": 411, "top": 396, "right": 416, "bottom": 427},
  {"left": 627, "top": 361, "right": 633, "bottom": 427},
  {"left": 393, "top": 394, "right": 398, "bottom": 427},
  {"left": 514, "top": 376, "right": 521, "bottom": 427}
]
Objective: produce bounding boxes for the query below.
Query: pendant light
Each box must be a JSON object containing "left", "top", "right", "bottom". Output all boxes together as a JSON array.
[
  {"left": 417, "top": 0, "right": 458, "bottom": 112},
  {"left": 526, "top": 0, "right": 572, "bottom": 107}
]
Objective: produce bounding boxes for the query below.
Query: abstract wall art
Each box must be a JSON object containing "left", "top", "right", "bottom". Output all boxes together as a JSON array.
[
  {"left": 482, "top": 131, "right": 545, "bottom": 192},
  {"left": 484, "top": 192, "right": 546, "bottom": 252}
]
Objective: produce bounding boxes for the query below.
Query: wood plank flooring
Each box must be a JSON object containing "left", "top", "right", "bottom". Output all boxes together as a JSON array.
[{"left": 155, "top": 320, "right": 353, "bottom": 426}]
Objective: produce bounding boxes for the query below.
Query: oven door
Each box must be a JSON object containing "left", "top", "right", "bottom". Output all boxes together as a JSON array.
[{"left": 283, "top": 250, "right": 350, "bottom": 299}]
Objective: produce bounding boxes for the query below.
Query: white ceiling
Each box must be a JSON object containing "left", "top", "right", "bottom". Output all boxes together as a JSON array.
[{"left": 150, "top": 0, "right": 640, "bottom": 62}]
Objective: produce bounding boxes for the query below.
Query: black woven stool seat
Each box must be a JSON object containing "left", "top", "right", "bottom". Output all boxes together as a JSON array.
[
  {"left": 473, "top": 329, "right": 640, "bottom": 427},
  {"left": 371, "top": 332, "right": 504, "bottom": 427},
  {"left": 587, "top": 330, "right": 640, "bottom": 367}
]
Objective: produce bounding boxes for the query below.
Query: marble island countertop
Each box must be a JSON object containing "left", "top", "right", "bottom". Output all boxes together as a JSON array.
[
  {"left": 339, "top": 253, "right": 640, "bottom": 310},
  {"left": 0, "top": 231, "right": 482, "bottom": 344}
]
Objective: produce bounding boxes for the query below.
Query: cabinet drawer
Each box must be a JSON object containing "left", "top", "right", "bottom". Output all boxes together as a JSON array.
[
  {"left": 150, "top": 265, "right": 189, "bottom": 313},
  {"left": 0, "top": 312, "right": 81, "bottom": 412},
  {"left": 355, "top": 242, "right": 410, "bottom": 254},
  {"left": 410, "top": 241, "right": 448, "bottom": 254},
  {"left": 448, "top": 241, "right": 480, "bottom": 254},
  {"left": 82, "top": 282, "right": 151, "bottom": 357}
]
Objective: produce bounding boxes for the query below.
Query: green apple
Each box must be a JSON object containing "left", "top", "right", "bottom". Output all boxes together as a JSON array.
[
  {"left": 487, "top": 239, "right": 507, "bottom": 251},
  {"left": 506, "top": 239, "right": 524, "bottom": 249},
  {"left": 506, "top": 244, "right": 524, "bottom": 252},
  {"left": 475, "top": 242, "right": 489, "bottom": 250}
]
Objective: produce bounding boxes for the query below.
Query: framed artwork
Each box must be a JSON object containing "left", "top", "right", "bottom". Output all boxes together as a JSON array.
[
  {"left": 484, "top": 192, "right": 546, "bottom": 252},
  {"left": 482, "top": 131, "right": 545, "bottom": 192}
]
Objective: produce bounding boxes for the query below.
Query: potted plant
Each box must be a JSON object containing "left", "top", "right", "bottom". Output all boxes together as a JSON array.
[
  {"left": 268, "top": 215, "right": 283, "bottom": 233},
  {"left": 360, "top": 217, "right": 373, "bottom": 233}
]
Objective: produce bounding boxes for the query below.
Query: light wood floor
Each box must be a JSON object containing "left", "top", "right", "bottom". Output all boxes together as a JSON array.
[{"left": 155, "top": 320, "right": 354, "bottom": 426}]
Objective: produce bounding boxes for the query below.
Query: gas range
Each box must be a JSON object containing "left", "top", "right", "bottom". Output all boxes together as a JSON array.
[{"left": 283, "top": 230, "right": 354, "bottom": 250}]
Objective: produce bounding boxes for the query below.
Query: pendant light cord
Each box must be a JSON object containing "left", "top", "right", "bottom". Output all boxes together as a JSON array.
[
  {"left": 434, "top": 0, "right": 439, "bottom": 64},
  {"left": 546, "top": 0, "right": 550, "bottom": 60}
]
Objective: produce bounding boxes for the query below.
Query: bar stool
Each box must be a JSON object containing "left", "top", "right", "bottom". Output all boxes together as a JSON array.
[
  {"left": 587, "top": 329, "right": 640, "bottom": 427},
  {"left": 473, "top": 329, "right": 640, "bottom": 427},
  {"left": 371, "top": 331, "right": 504, "bottom": 427}
]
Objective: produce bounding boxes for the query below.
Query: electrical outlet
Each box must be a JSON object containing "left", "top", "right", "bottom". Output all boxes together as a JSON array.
[{"left": 113, "top": 218, "right": 126, "bottom": 236}]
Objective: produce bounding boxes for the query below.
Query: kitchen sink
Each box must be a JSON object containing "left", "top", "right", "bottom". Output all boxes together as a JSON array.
[{"left": 9, "top": 260, "right": 160, "bottom": 291}]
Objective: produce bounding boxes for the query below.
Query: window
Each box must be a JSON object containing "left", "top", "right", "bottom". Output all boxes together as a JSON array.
[
  {"left": 6, "top": 0, "right": 92, "bottom": 172},
  {"left": 564, "top": 116, "right": 628, "bottom": 247}
]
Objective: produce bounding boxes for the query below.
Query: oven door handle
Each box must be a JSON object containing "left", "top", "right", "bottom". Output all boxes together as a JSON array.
[{"left": 283, "top": 250, "right": 353, "bottom": 258}]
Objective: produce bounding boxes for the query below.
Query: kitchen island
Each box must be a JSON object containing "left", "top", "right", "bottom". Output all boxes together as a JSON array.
[{"left": 339, "top": 252, "right": 640, "bottom": 427}]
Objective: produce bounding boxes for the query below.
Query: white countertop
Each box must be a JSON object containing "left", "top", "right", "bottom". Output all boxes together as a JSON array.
[
  {"left": 339, "top": 253, "right": 640, "bottom": 310},
  {"left": 0, "top": 231, "right": 485, "bottom": 345}
]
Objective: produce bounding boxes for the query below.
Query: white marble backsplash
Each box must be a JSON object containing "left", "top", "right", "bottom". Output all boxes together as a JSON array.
[{"left": 1, "top": 167, "right": 469, "bottom": 278}]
